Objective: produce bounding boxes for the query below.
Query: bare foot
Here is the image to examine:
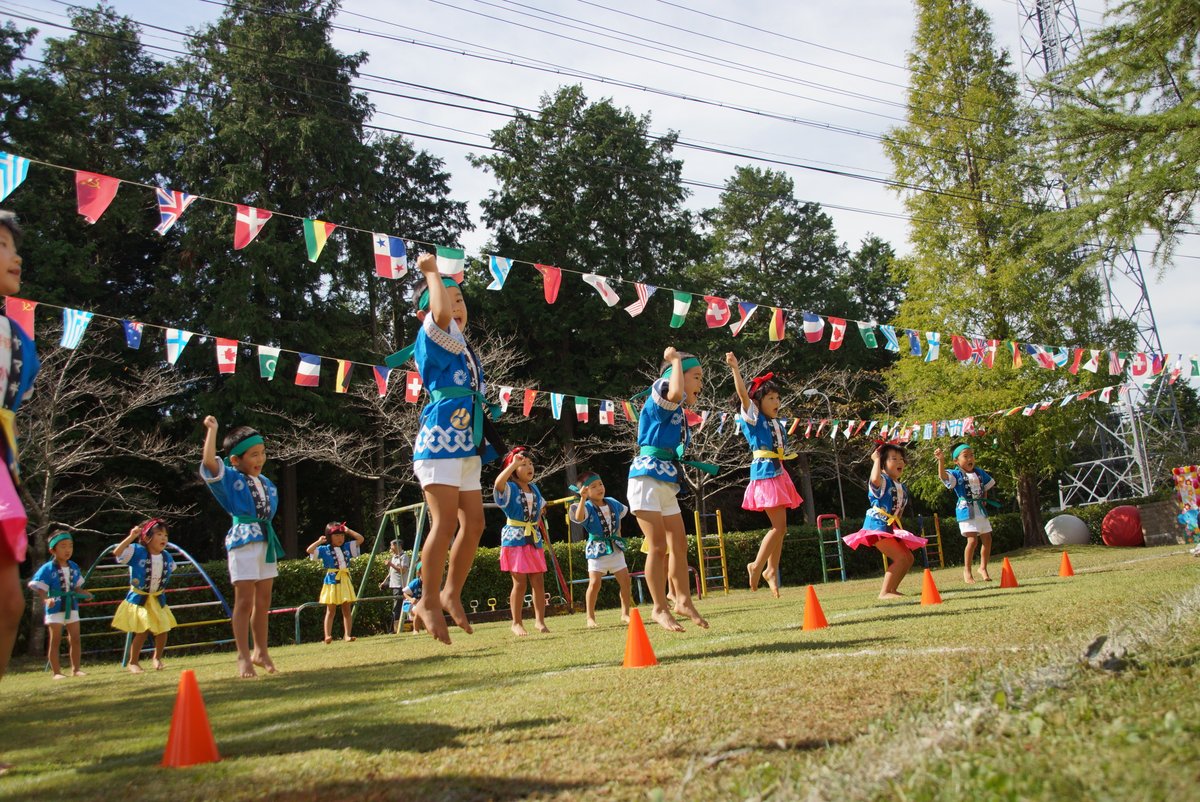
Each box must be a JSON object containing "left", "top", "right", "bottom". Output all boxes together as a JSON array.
[
  {"left": 963, "top": 571, "right": 976, "bottom": 584},
  {"left": 128, "top": 663, "right": 144, "bottom": 675},
  {"left": 51, "top": 672, "right": 67, "bottom": 680},
  {"left": 652, "top": 606, "right": 685, "bottom": 632},
  {"left": 675, "top": 598, "right": 710, "bottom": 629},
  {"left": 586, "top": 617, "right": 598, "bottom": 628},
  {"left": 535, "top": 621, "right": 549, "bottom": 633},
  {"left": 439, "top": 592, "right": 475, "bottom": 634},
  {"left": 323, "top": 636, "right": 333, "bottom": 644},
  {"left": 620, "top": 612, "right": 631, "bottom": 625},
  {"left": 763, "top": 567, "right": 780, "bottom": 599},
  {"left": 251, "top": 652, "right": 277, "bottom": 674},
  {"left": 72, "top": 669, "right": 87, "bottom": 677},
  {"left": 153, "top": 658, "right": 165, "bottom": 671},
  {"left": 747, "top": 562, "right": 760, "bottom": 591},
  {"left": 343, "top": 636, "right": 356, "bottom": 642},
  {"left": 412, "top": 598, "right": 451, "bottom": 644},
  {"left": 980, "top": 570, "right": 992, "bottom": 581},
  {"left": 511, "top": 622, "right": 528, "bottom": 636},
  {"left": 237, "top": 656, "right": 257, "bottom": 678},
  {"left": 878, "top": 591, "right": 905, "bottom": 600}
]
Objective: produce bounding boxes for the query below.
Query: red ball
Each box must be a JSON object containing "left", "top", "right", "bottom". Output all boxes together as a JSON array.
[{"left": 1101, "top": 505, "right": 1144, "bottom": 547}]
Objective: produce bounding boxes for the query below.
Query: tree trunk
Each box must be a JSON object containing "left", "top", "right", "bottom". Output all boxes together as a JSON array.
[
  {"left": 1016, "top": 470, "right": 1047, "bottom": 547},
  {"left": 796, "top": 452, "right": 816, "bottom": 525},
  {"left": 557, "top": 415, "right": 579, "bottom": 541},
  {"left": 281, "top": 462, "right": 298, "bottom": 557}
]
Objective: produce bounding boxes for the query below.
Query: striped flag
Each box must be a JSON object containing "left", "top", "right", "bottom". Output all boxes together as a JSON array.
[
  {"left": 498, "top": 386, "right": 513, "bottom": 414},
  {"left": 575, "top": 396, "right": 589, "bottom": 423},
  {"left": 487, "top": 255, "right": 512, "bottom": 291},
  {"left": 60, "top": 309, "right": 94, "bottom": 349},
  {"left": 670, "top": 291, "right": 692, "bottom": 328},
  {"left": 828, "top": 317, "right": 847, "bottom": 350},
  {"left": 581, "top": 274, "right": 620, "bottom": 306},
  {"left": 436, "top": 246, "right": 465, "bottom": 282},
  {"left": 122, "top": 320, "right": 143, "bottom": 349},
  {"left": 215, "top": 338, "right": 238, "bottom": 374},
  {"left": 373, "top": 366, "right": 391, "bottom": 396},
  {"left": 879, "top": 325, "right": 900, "bottom": 352},
  {"left": 1011, "top": 341, "right": 1024, "bottom": 368},
  {"left": 801, "top": 311, "right": 823, "bottom": 343},
  {"left": 523, "top": 388, "right": 538, "bottom": 416},
  {"left": 303, "top": 219, "right": 337, "bottom": 262},
  {"left": 704, "top": 296, "right": 731, "bottom": 327},
  {"left": 259, "top": 346, "right": 281, "bottom": 380},
  {"left": 625, "top": 283, "right": 656, "bottom": 317},
  {"left": 295, "top": 353, "right": 321, "bottom": 387},
  {"left": 622, "top": 399, "right": 637, "bottom": 421},
  {"left": 372, "top": 233, "right": 407, "bottom": 279},
  {"left": 234, "top": 205, "right": 272, "bottom": 249},
  {"left": 154, "top": 188, "right": 197, "bottom": 235},
  {"left": 5, "top": 297, "right": 36, "bottom": 338},
  {"left": 598, "top": 401, "right": 614, "bottom": 426},
  {"left": 335, "top": 360, "right": 353, "bottom": 393},
  {"left": 0, "top": 151, "right": 30, "bottom": 202},
  {"left": 730, "top": 302, "right": 757, "bottom": 337},
  {"left": 1109, "top": 351, "right": 1127, "bottom": 375},
  {"left": 550, "top": 392, "right": 565, "bottom": 420},
  {"left": 165, "top": 328, "right": 193, "bottom": 365},
  {"left": 857, "top": 321, "right": 879, "bottom": 348},
  {"left": 1054, "top": 346, "right": 1071, "bottom": 369},
  {"left": 535, "top": 263, "right": 562, "bottom": 304},
  {"left": 924, "top": 331, "right": 940, "bottom": 362},
  {"left": 865, "top": 420, "right": 879, "bottom": 437},
  {"left": 769, "top": 307, "right": 786, "bottom": 341}
]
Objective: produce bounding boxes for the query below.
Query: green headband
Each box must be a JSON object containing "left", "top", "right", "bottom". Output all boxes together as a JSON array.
[
  {"left": 417, "top": 277, "right": 462, "bottom": 311},
  {"left": 569, "top": 474, "right": 602, "bottom": 494},
  {"left": 229, "top": 434, "right": 264, "bottom": 458},
  {"left": 952, "top": 444, "right": 973, "bottom": 460},
  {"left": 661, "top": 357, "right": 702, "bottom": 379},
  {"left": 48, "top": 532, "right": 73, "bottom": 550}
]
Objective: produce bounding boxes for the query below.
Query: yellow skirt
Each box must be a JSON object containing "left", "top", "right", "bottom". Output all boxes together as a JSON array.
[
  {"left": 639, "top": 538, "right": 672, "bottom": 556},
  {"left": 111, "top": 595, "right": 177, "bottom": 635},
  {"left": 319, "top": 574, "right": 357, "bottom": 605}
]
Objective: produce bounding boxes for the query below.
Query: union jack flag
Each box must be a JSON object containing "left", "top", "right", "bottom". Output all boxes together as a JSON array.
[
  {"left": 624, "top": 283, "right": 656, "bottom": 317},
  {"left": 155, "top": 187, "right": 197, "bottom": 235}
]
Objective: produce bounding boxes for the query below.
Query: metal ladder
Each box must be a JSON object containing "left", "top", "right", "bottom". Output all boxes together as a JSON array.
[
  {"left": 816, "top": 514, "right": 848, "bottom": 582},
  {"left": 694, "top": 509, "right": 729, "bottom": 598}
]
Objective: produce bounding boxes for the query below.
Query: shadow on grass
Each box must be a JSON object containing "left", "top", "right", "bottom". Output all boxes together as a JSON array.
[
  {"left": 940, "top": 587, "right": 1050, "bottom": 602},
  {"left": 663, "top": 636, "right": 891, "bottom": 663},
  {"left": 258, "top": 773, "right": 589, "bottom": 802},
  {"left": 839, "top": 605, "right": 1001, "bottom": 626}
]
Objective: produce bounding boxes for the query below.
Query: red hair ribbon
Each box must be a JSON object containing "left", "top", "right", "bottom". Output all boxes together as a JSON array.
[
  {"left": 139, "top": 518, "right": 164, "bottom": 544},
  {"left": 503, "top": 446, "right": 528, "bottom": 467},
  {"left": 748, "top": 372, "right": 775, "bottom": 396},
  {"left": 872, "top": 438, "right": 902, "bottom": 452}
]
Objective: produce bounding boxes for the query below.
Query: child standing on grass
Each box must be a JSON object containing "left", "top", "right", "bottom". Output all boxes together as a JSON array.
[
  {"left": 111, "top": 519, "right": 176, "bottom": 673},
  {"left": 936, "top": 444, "right": 997, "bottom": 584},
  {"left": 843, "top": 443, "right": 928, "bottom": 600},
  {"left": 28, "top": 532, "right": 91, "bottom": 679},
  {"left": 388, "top": 252, "right": 502, "bottom": 644},
  {"left": 570, "top": 471, "right": 633, "bottom": 628},
  {"left": 0, "top": 210, "right": 40, "bottom": 684},
  {"left": 201, "top": 417, "right": 281, "bottom": 678},
  {"left": 307, "top": 522, "right": 365, "bottom": 643},
  {"left": 727, "top": 353, "right": 802, "bottom": 598},
  {"left": 401, "top": 564, "right": 423, "bottom": 634},
  {"left": 628, "top": 347, "right": 711, "bottom": 632},
  {"left": 494, "top": 447, "right": 549, "bottom": 636}
]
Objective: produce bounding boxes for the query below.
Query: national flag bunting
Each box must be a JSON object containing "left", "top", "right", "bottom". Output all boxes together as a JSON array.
[
  {"left": 951, "top": 334, "right": 970, "bottom": 363},
  {"left": 60, "top": 308, "right": 94, "bottom": 349},
  {"left": 165, "top": 328, "right": 193, "bottom": 365},
  {"left": 523, "top": 388, "right": 538, "bottom": 416},
  {"left": 598, "top": 401, "right": 614, "bottom": 426},
  {"left": 1082, "top": 349, "right": 1101, "bottom": 373},
  {"left": 121, "top": 320, "right": 143, "bottom": 349},
  {"left": 154, "top": 188, "right": 197, "bottom": 235},
  {"left": 535, "top": 264, "right": 562, "bottom": 304},
  {"left": 372, "top": 233, "right": 407, "bottom": 279},
  {"left": 906, "top": 330, "right": 922, "bottom": 357},
  {"left": 769, "top": 307, "right": 786, "bottom": 341},
  {"left": 582, "top": 274, "right": 620, "bottom": 306},
  {"left": 1109, "top": 351, "right": 1127, "bottom": 375},
  {"left": 622, "top": 399, "right": 637, "bottom": 421},
  {"left": 575, "top": 396, "right": 589, "bottom": 423},
  {"left": 0, "top": 151, "right": 30, "bottom": 202},
  {"left": 879, "top": 325, "right": 900, "bottom": 352},
  {"left": 404, "top": 371, "right": 423, "bottom": 402},
  {"left": 550, "top": 392, "right": 564, "bottom": 420},
  {"left": 625, "top": 283, "right": 656, "bottom": 317},
  {"left": 5, "top": 297, "right": 36, "bottom": 338},
  {"left": 1067, "top": 348, "right": 1084, "bottom": 375},
  {"left": 704, "top": 296, "right": 730, "bottom": 327},
  {"left": 295, "top": 353, "right": 321, "bottom": 387},
  {"left": 215, "top": 338, "right": 238, "bottom": 374},
  {"left": 234, "top": 205, "right": 272, "bottom": 249},
  {"left": 373, "top": 365, "right": 391, "bottom": 396},
  {"left": 858, "top": 322, "right": 879, "bottom": 348},
  {"left": 435, "top": 246, "right": 465, "bottom": 282},
  {"left": 670, "top": 291, "right": 692, "bottom": 328},
  {"left": 801, "top": 311, "right": 823, "bottom": 343},
  {"left": 924, "top": 332, "right": 940, "bottom": 362},
  {"left": 828, "top": 317, "right": 847, "bottom": 350},
  {"left": 303, "top": 219, "right": 337, "bottom": 262},
  {"left": 498, "top": 386, "right": 513, "bottom": 414},
  {"left": 1010, "top": 341, "right": 1023, "bottom": 368},
  {"left": 75, "top": 171, "right": 120, "bottom": 224},
  {"left": 730, "top": 302, "right": 757, "bottom": 337},
  {"left": 258, "top": 346, "right": 281, "bottom": 380},
  {"left": 335, "top": 360, "right": 353, "bottom": 393},
  {"left": 487, "top": 255, "right": 512, "bottom": 291},
  {"left": 1100, "top": 386, "right": 1114, "bottom": 402}
]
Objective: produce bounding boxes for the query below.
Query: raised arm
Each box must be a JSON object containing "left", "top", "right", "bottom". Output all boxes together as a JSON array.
[
  {"left": 417, "top": 252, "right": 451, "bottom": 330},
  {"left": 344, "top": 527, "right": 365, "bottom": 545},
  {"left": 663, "top": 347, "right": 684, "bottom": 404},
  {"left": 201, "top": 416, "right": 220, "bottom": 476},
  {"left": 934, "top": 447, "right": 949, "bottom": 484},
  {"left": 492, "top": 455, "right": 523, "bottom": 495},
  {"left": 868, "top": 448, "right": 883, "bottom": 490},
  {"left": 306, "top": 535, "right": 327, "bottom": 556},
  {"left": 115, "top": 526, "right": 140, "bottom": 556},
  {"left": 726, "top": 352, "right": 752, "bottom": 411}
]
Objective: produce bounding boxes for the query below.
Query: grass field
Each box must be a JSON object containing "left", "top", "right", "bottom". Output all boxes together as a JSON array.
[{"left": 1, "top": 545, "right": 1197, "bottom": 801}]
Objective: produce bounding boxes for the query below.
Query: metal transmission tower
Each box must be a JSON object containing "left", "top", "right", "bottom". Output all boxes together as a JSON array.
[{"left": 1018, "top": 0, "right": 1186, "bottom": 506}]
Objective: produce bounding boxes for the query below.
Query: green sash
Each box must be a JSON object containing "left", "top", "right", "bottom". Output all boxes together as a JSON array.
[
  {"left": 232, "top": 515, "right": 284, "bottom": 564},
  {"left": 638, "top": 445, "right": 719, "bottom": 477}
]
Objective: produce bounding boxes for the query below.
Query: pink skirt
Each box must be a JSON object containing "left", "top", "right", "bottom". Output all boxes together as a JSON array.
[
  {"left": 742, "top": 473, "right": 803, "bottom": 511},
  {"left": 500, "top": 544, "right": 547, "bottom": 574},
  {"left": 843, "top": 528, "right": 928, "bottom": 551}
]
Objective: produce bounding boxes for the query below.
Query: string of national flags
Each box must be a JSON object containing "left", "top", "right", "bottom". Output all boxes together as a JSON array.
[
  {"left": 0, "top": 150, "right": 1195, "bottom": 382},
  {"left": 5, "top": 294, "right": 1129, "bottom": 442}
]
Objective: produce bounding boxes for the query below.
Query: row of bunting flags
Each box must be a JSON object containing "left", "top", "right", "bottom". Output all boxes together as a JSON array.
[
  {"left": 5, "top": 294, "right": 1129, "bottom": 441},
  {"left": 0, "top": 150, "right": 1190, "bottom": 377}
]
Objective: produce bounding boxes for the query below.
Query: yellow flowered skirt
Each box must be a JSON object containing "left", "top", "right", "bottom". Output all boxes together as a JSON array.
[
  {"left": 319, "top": 569, "right": 357, "bottom": 605},
  {"left": 111, "top": 593, "right": 177, "bottom": 635}
]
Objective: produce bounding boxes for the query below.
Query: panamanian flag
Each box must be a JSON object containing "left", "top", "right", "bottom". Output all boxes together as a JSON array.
[{"left": 373, "top": 233, "right": 407, "bottom": 279}]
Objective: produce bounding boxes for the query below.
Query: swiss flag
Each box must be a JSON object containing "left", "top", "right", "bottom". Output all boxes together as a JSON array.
[
  {"left": 234, "top": 205, "right": 272, "bottom": 250},
  {"left": 404, "top": 370, "right": 423, "bottom": 402},
  {"left": 215, "top": 338, "right": 238, "bottom": 374},
  {"left": 704, "top": 296, "right": 731, "bottom": 327}
]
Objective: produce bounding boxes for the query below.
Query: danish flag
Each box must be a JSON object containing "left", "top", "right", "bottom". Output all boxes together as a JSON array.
[{"left": 234, "top": 205, "right": 273, "bottom": 249}]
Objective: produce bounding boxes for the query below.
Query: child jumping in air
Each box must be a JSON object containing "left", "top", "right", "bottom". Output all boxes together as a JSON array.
[
  {"left": 628, "top": 347, "right": 711, "bottom": 632},
  {"left": 570, "top": 470, "right": 633, "bottom": 627},
  {"left": 111, "top": 519, "right": 177, "bottom": 672},
  {"left": 936, "top": 444, "right": 997, "bottom": 583},
  {"left": 388, "top": 252, "right": 502, "bottom": 644},
  {"left": 843, "top": 443, "right": 928, "bottom": 600},
  {"left": 727, "top": 353, "right": 803, "bottom": 598},
  {"left": 306, "top": 522, "right": 365, "bottom": 643},
  {"left": 201, "top": 417, "right": 281, "bottom": 678},
  {"left": 495, "top": 447, "right": 549, "bottom": 636},
  {"left": 28, "top": 532, "right": 91, "bottom": 679}
]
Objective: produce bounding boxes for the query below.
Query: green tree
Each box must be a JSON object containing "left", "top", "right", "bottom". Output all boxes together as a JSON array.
[
  {"left": 1040, "top": 0, "right": 1200, "bottom": 267},
  {"left": 884, "top": 0, "right": 1110, "bottom": 545}
]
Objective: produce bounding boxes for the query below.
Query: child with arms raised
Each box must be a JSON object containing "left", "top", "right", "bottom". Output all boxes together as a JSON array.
[
  {"left": 494, "top": 447, "right": 549, "bottom": 636},
  {"left": 570, "top": 471, "right": 633, "bottom": 627},
  {"left": 306, "top": 522, "right": 365, "bottom": 643},
  {"left": 936, "top": 444, "right": 997, "bottom": 583},
  {"left": 843, "top": 442, "right": 927, "bottom": 599},
  {"left": 111, "top": 518, "right": 177, "bottom": 672},
  {"left": 727, "top": 353, "right": 802, "bottom": 597}
]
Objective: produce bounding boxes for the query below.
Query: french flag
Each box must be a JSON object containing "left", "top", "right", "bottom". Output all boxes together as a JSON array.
[
  {"left": 801, "top": 311, "right": 824, "bottom": 343},
  {"left": 295, "top": 353, "right": 321, "bottom": 387}
]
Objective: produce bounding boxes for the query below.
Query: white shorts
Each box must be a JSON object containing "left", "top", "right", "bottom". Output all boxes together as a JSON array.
[
  {"left": 959, "top": 517, "right": 993, "bottom": 535},
  {"left": 587, "top": 551, "right": 629, "bottom": 575},
  {"left": 414, "top": 456, "right": 482, "bottom": 491},
  {"left": 227, "top": 540, "right": 280, "bottom": 583},
  {"left": 627, "top": 475, "right": 681, "bottom": 517},
  {"left": 44, "top": 609, "right": 80, "bottom": 626}
]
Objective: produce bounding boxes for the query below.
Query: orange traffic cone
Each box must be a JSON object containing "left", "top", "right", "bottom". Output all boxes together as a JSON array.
[
  {"left": 622, "top": 608, "right": 658, "bottom": 668},
  {"left": 999, "top": 557, "right": 1019, "bottom": 588},
  {"left": 1059, "top": 551, "right": 1075, "bottom": 577},
  {"left": 802, "top": 585, "right": 828, "bottom": 630},
  {"left": 162, "top": 669, "right": 220, "bottom": 767},
  {"left": 920, "top": 569, "right": 942, "bottom": 606}
]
